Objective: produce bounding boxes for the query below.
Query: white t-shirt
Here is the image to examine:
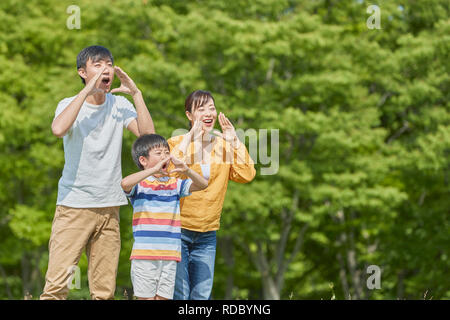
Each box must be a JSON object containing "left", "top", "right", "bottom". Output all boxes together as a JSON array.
[{"left": 54, "top": 93, "right": 137, "bottom": 208}]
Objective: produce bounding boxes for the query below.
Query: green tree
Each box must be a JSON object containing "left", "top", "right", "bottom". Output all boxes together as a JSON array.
[{"left": 0, "top": 0, "right": 448, "bottom": 300}]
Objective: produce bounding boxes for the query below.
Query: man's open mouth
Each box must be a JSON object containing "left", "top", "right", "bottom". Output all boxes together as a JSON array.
[{"left": 101, "top": 77, "right": 111, "bottom": 86}]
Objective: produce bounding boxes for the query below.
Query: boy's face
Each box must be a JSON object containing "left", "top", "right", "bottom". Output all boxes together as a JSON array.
[
  {"left": 186, "top": 98, "right": 217, "bottom": 133},
  {"left": 139, "top": 146, "right": 170, "bottom": 177},
  {"left": 78, "top": 57, "right": 114, "bottom": 93}
]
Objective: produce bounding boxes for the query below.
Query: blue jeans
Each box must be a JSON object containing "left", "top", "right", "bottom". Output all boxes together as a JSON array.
[{"left": 174, "top": 229, "right": 216, "bottom": 300}]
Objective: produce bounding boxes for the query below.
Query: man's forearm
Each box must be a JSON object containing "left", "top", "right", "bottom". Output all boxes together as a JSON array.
[
  {"left": 132, "top": 90, "right": 155, "bottom": 135},
  {"left": 51, "top": 87, "right": 90, "bottom": 137}
]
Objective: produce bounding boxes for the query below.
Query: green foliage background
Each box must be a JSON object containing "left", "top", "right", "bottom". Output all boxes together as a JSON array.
[{"left": 0, "top": 0, "right": 448, "bottom": 299}]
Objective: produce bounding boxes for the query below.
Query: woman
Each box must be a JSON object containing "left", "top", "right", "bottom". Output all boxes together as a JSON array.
[{"left": 167, "top": 90, "right": 256, "bottom": 300}]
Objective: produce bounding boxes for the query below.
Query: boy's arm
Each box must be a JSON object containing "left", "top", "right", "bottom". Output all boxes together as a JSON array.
[
  {"left": 121, "top": 158, "right": 170, "bottom": 193},
  {"left": 169, "top": 155, "right": 208, "bottom": 192},
  {"left": 111, "top": 66, "right": 155, "bottom": 136},
  {"left": 51, "top": 67, "right": 106, "bottom": 138}
]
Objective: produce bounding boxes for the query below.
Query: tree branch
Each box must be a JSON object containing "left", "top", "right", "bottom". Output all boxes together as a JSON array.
[
  {"left": 386, "top": 121, "right": 410, "bottom": 144},
  {"left": 273, "top": 190, "right": 299, "bottom": 271}
]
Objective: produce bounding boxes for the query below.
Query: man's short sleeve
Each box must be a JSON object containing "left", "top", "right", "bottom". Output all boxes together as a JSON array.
[
  {"left": 178, "top": 178, "right": 193, "bottom": 198},
  {"left": 54, "top": 97, "right": 74, "bottom": 119},
  {"left": 116, "top": 95, "right": 137, "bottom": 128}
]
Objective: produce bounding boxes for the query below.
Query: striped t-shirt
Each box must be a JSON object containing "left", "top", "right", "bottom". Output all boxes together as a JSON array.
[{"left": 126, "top": 175, "right": 193, "bottom": 261}]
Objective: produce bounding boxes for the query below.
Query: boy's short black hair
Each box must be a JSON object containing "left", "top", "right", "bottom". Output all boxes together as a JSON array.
[
  {"left": 132, "top": 134, "right": 170, "bottom": 170},
  {"left": 76, "top": 45, "right": 114, "bottom": 84}
]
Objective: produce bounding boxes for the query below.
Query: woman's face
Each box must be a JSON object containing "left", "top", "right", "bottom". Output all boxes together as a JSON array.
[{"left": 186, "top": 97, "right": 218, "bottom": 133}]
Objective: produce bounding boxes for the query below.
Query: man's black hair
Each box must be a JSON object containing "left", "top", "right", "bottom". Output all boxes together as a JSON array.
[
  {"left": 132, "top": 134, "right": 170, "bottom": 170},
  {"left": 76, "top": 45, "right": 114, "bottom": 84}
]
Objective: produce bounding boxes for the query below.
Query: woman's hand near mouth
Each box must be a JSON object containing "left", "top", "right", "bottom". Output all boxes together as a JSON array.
[
  {"left": 176, "top": 120, "right": 204, "bottom": 164},
  {"left": 212, "top": 112, "right": 240, "bottom": 148},
  {"left": 190, "top": 120, "right": 205, "bottom": 142}
]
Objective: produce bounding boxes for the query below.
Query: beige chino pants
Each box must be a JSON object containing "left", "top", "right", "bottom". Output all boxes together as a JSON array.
[{"left": 40, "top": 205, "right": 121, "bottom": 300}]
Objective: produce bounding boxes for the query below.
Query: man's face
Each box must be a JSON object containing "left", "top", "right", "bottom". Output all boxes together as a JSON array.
[
  {"left": 187, "top": 98, "right": 218, "bottom": 133},
  {"left": 140, "top": 146, "right": 170, "bottom": 177},
  {"left": 79, "top": 57, "right": 114, "bottom": 92}
]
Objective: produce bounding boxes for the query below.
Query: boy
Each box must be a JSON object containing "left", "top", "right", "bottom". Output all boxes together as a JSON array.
[
  {"left": 121, "top": 134, "right": 208, "bottom": 300},
  {"left": 40, "top": 45, "right": 155, "bottom": 300}
]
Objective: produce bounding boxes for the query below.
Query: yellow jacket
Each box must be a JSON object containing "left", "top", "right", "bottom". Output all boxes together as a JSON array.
[{"left": 167, "top": 134, "right": 256, "bottom": 232}]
